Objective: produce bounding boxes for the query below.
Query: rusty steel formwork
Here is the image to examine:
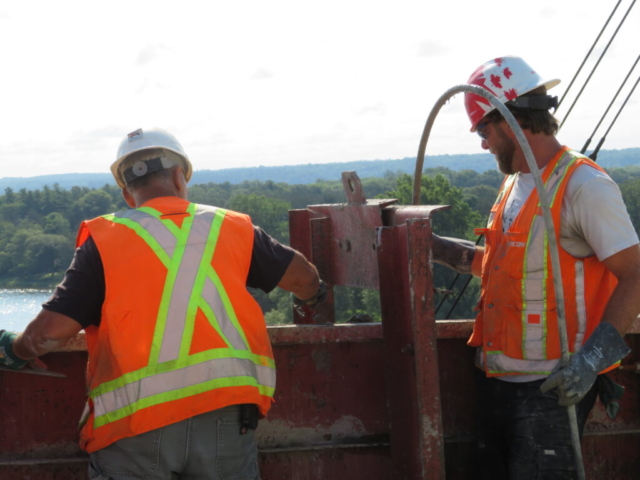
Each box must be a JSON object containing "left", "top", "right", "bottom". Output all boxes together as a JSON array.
[{"left": 1, "top": 172, "right": 640, "bottom": 479}]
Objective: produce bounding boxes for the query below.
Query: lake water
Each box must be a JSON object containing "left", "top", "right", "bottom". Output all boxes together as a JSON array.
[{"left": 0, "top": 289, "right": 53, "bottom": 331}]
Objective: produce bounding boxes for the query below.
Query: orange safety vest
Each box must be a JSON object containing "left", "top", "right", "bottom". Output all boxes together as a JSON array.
[
  {"left": 469, "top": 147, "right": 617, "bottom": 377},
  {"left": 76, "top": 196, "right": 276, "bottom": 453}
]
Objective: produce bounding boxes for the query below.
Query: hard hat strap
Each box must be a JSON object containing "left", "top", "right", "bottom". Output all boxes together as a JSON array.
[
  {"left": 507, "top": 95, "right": 559, "bottom": 111},
  {"left": 123, "top": 157, "right": 165, "bottom": 184}
]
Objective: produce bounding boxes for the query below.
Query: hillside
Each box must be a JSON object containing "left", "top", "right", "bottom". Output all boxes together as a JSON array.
[{"left": 1, "top": 148, "right": 639, "bottom": 191}]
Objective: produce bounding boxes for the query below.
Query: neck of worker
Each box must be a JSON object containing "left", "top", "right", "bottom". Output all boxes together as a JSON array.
[
  {"left": 123, "top": 167, "right": 189, "bottom": 209},
  {"left": 517, "top": 131, "right": 562, "bottom": 174}
]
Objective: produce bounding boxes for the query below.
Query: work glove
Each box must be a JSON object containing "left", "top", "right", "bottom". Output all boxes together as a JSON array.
[
  {"left": 540, "top": 322, "right": 631, "bottom": 406},
  {"left": 292, "top": 280, "right": 328, "bottom": 315},
  {"left": 596, "top": 374, "right": 625, "bottom": 420},
  {"left": 0, "top": 330, "right": 29, "bottom": 370}
]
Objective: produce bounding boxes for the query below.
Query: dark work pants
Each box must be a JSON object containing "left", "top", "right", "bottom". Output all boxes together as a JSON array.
[{"left": 475, "top": 370, "right": 598, "bottom": 480}]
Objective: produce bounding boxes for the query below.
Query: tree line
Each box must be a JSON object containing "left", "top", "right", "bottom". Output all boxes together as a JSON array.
[{"left": 2, "top": 164, "right": 640, "bottom": 323}]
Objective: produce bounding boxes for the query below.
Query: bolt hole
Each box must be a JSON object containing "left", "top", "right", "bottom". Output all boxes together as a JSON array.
[
  {"left": 372, "top": 243, "right": 376, "bottom": 251},
  {"left": 345, "top": 240, "right": 351, "bottom": 252}
]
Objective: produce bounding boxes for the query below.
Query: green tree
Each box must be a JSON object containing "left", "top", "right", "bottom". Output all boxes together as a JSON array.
[
  {"left": 228, "top": 194, "right": 291, "bottom": 243},
  {"left": 43, "top": 212, "right": 71, "bottom": 235},
  {"left": 382, "top": 173, "right": 485, "bottom": 319},
  {"left": 620, "top": 178, "right": 640, "bottom": 232}
]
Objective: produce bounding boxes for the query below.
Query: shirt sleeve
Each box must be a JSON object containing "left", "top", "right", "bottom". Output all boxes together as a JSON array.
[
  {"left": 247, "top": 227, "right": 295, "bottom": 293},
  {"left": 562, "top": 165, "right": 640, "bottom": 261},
  {"left": 41, "top": 236, "right": 105, "bottom": 328}
]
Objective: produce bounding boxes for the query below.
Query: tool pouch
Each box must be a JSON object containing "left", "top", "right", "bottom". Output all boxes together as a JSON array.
[{"left": 239, "top": 404, "right": 259, "bottom": 434}]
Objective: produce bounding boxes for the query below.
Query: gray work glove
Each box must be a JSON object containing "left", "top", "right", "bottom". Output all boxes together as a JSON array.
[
  {"left": 0, "top": 330, "right": 28, "bottom": 370},
  {"left": 292, "top": 280, "right": 328, "bottom": 316},
  {"left": 540, "top": 322, "right": 631, "bottom": 406}
]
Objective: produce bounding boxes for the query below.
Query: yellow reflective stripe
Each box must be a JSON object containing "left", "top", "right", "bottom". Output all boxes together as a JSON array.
[
  {"left": 205, "top": 267, "right": 251, "bottom": 350},
  {"left": 136, "top": 206, "right": 182, "bottom": 238},
  {"left": 180, "top": 208, "right": 227, "bottom": 358},
  {"left": 91, "top": 347, "right": 275, "bottom": 398},
  {"left": 150, "top": 203, "right": 197, "bottom": 364},
  {"left": 101, "top": 214, "right": 171, "bottom": 267},
  {"left": 94, "top": 375, "right": 275, "bottom": 428}
]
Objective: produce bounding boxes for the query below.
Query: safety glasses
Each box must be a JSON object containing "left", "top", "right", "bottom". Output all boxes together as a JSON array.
[{"left": 476, "top": 120, "right": 490, "bottom": 140}]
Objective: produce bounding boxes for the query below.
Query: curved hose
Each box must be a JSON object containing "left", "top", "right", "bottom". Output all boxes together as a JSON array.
[{"left": 413, "top": 84, "right": 586, "bottom": 479}]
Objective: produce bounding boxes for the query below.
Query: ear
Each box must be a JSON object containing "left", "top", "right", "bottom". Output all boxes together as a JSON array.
[
  {"left": 172, "top": 166, "right": 188, "bottom": 198},
  {"left": 122, "top": 188, "right": 136, "bottom": 208}
]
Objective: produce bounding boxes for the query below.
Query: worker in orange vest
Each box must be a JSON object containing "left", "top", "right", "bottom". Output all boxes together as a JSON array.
[
  {"left": 430, "top": 56, "right": 640, "bottom": 479},
  {"left": 0, "top": 127, "right": 325, "bottom": 480}
]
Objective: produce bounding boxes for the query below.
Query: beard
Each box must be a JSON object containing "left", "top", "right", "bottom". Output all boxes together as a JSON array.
[{"left": 493, "top": 124, "right": 517, "bottom": 175}]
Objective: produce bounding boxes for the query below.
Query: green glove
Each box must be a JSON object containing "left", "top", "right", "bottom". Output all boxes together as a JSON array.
[
  {"left": 0, "top": 330, "right": 28, "bottom": 370},
  {"left": 540, "top": 322, "right": 630, "bottom": 406}
]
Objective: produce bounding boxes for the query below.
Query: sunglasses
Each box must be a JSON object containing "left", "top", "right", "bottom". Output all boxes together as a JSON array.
[{"left": 476, "top": 120, "right": 490, "bottom": 140}]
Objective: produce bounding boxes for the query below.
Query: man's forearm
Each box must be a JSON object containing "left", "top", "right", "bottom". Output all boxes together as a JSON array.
[
  {"left": 431, "top": 234, "right": 482, "bottom": 276},
  {"left": 600, "top": 276, "right": 640, "bottom": 336},
  {"left": 13, "top": 310, "right": 83, "bottom": 360}
]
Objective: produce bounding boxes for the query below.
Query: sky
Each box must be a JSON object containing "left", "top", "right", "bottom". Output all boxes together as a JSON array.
[{"left": 0, "top": 0, "right": 638, "bottom": 180}]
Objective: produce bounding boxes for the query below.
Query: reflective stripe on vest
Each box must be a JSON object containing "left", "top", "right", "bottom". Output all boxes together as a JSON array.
[
  {"left": 518, "top": 151, "right": 578, "bottom": 361},
  {"left": 90, "top": 203, "right": 275, "bottom": 427},
  {"left": 482, "top": 150, "right": 596, "bottom": 375}
]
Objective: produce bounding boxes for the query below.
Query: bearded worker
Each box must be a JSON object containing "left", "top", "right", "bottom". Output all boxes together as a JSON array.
[{"left": 430, "top": 56, "right": 640, "bottom": 479}]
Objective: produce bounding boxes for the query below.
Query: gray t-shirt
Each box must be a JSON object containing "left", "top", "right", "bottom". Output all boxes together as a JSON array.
[{"left": 503, "top": 164, "right": 639, "bottom": 260}]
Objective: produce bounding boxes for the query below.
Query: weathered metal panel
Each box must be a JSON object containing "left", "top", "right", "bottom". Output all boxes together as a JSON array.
[
  {"left": 406, "top": 219, "right": 446, "bottom": 479},
  {"left": 2, "top": 330, "right": 640, "bottom": 479}
]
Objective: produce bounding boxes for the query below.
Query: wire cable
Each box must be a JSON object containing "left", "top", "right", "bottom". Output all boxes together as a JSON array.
[
  {"left": 557, "top": 0, "right": 623, "bottom": 110},
  {"left": 581, "top": 54, "right": 640, "bottom": 154},
  {"left": 589, "top": 72, "right": 640, "bottom": 161},
  {"left": 559, "top": 0, "right": 636, "bottom": 130}
]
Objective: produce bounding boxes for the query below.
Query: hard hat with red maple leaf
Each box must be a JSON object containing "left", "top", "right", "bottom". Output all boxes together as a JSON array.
[{"left": 464, "top": 56, "right": 560, "bottom": 132}]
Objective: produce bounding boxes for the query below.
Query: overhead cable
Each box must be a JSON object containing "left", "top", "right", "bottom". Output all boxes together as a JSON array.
[
  {"left": 589, "top": 72, "right": 640, "bottom": 161},
  {"left": 557, "top": 0, "right": 623, "bottom": 111},
  {"left": 581, "top": 54, "right": 640, "bottom": 155},
  {"left": 559, "top": 0, "right": 636, "bottom": 130}
]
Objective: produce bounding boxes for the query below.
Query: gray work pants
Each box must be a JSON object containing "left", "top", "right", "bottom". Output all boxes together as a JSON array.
[{"left": 88, "top": 405, "right": 260, "bottom": 480}]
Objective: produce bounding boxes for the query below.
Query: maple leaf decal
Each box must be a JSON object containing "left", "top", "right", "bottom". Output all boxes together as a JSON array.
[
  {"left": 503, "top": 67, "right": 513, "bottom": 79},
  {"left": 495, "top": 58, "right": 503, "bottom": 67},
  {"left": 490, "top": 74, "right": 503, "bottom": 89},
  {"left": 505, "top": 88, "right": 518, "bottom": 100}
]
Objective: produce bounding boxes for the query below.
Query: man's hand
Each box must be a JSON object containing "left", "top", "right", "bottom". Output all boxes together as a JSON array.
[
  {"left": 292, "top": 280, "right": 327, "bottom": 309},
  {"left": 431, "top": 234, "right": 481, "bottom": 276},
  {"left": 540, "top": 322, "right": 631, "bottom": 406},
  {"left": 0, "top": 330, "right": 28, "bottom": 370}
]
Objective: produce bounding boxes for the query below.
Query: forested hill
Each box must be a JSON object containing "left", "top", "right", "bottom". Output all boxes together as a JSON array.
[{"left": 2, "top": 148, "right": 639, "bottom": 191}]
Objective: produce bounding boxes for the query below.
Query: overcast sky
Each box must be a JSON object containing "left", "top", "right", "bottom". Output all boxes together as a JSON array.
[{"left": 0, "top": 0, "right": 638, "bottom": 180}]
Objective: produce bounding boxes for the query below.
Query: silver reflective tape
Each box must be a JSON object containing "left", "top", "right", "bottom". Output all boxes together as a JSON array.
[
  {"left": 159, "top": 211, "right": 216, "bottom": 363},
  {"left": 485, "top": 353, "right": 558, "bottom": 375},
  {"left": 94, "top": 357, "right": 276, "bottom": 418},
  {"left": 115, "top": 210, "right": 177, "bottom": 254},
  {"left": 574, "top": 261, "right": 586, "bottom": 352},
  {"left": 523, "top": 306, "right": 545, "bottom": 360},
  {"left": 202, "top": 277, "right": 247, "bottom": 350}
]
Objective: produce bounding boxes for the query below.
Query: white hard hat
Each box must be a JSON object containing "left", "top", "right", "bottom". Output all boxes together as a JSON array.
[
  {"left": 111, "top": 127, "right": 193, "bottom": 188},
  {"left": 464, "top": 56, "right": 560, "bottom": 132}
]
